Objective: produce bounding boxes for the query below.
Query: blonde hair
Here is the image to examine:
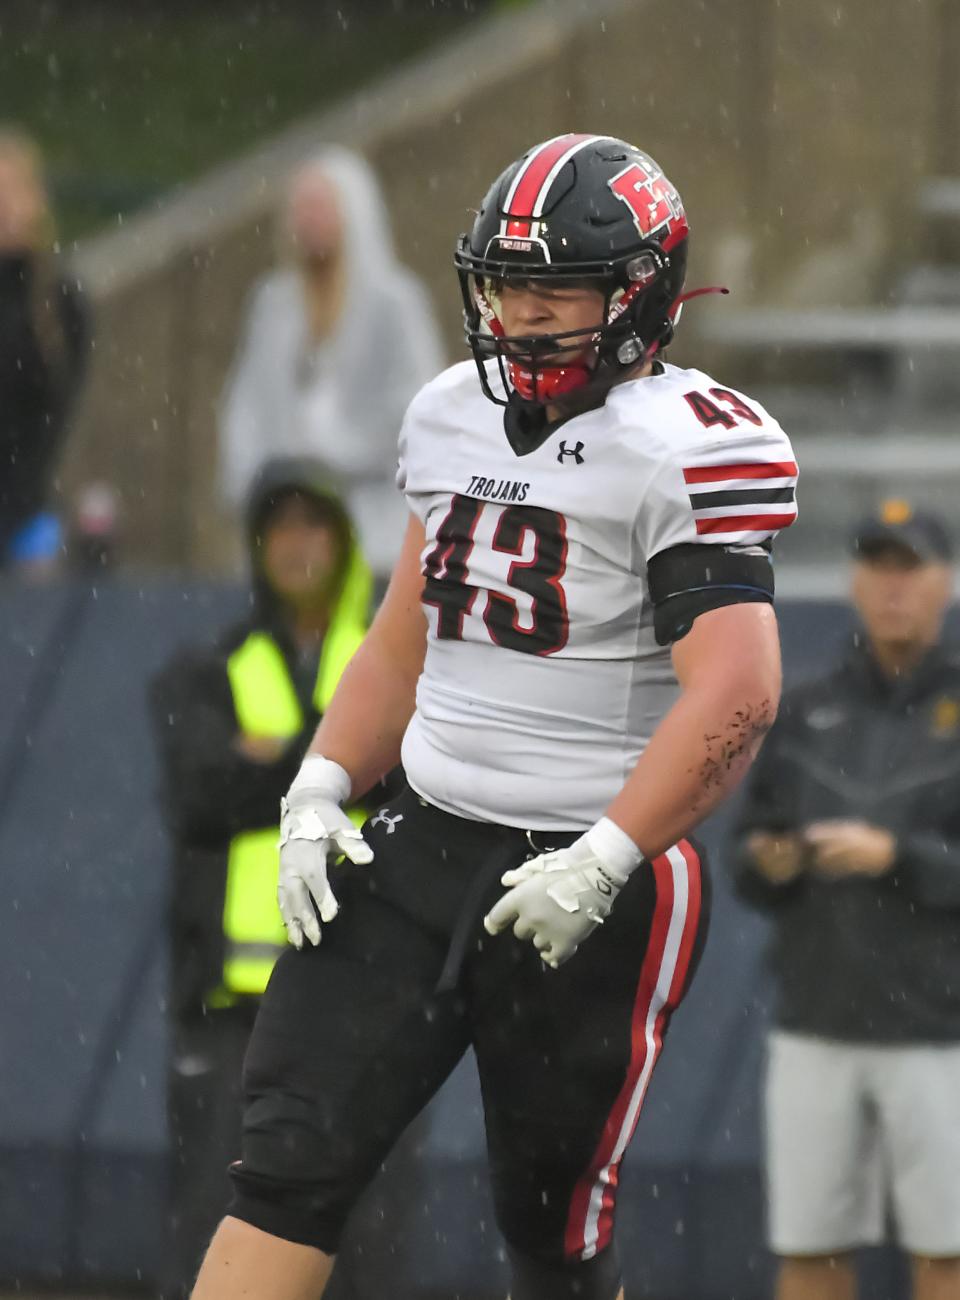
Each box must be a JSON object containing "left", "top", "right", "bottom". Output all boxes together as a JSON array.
[
  {"left": 0, "top": 126, "right": 56, "bottom": 250},
  {"left": 277, "top": 157, "right": 349, "bottom": 343}
]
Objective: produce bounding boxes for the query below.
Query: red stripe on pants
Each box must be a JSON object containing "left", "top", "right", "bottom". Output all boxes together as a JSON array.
[{"left": 563, "top": 840, "right": 703, "bottom": 1261}]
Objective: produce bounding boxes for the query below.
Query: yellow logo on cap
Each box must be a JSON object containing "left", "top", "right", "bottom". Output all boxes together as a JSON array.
[
  {"left": 881, "top": 498, "right": 913, "bottom": 525},
  {"left": 932, "top": 696, "right": 960, "bottom": 738}
]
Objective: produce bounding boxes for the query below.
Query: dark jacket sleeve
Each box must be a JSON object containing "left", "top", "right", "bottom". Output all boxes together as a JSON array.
[
  {"left": 37, "top": 275, "right": 90, "bottom": 477},
  {"left": 58, "top": 275, "right": 91, "bottom": 410},
  {"left": 894, "top": 832, "right": 960, "bottom": 910},
  {"left": 149, "top": 650, "right": 313, "bottom": 843},
  {"left": 729, "top": 702, "right": 807, "bottom": 911}
]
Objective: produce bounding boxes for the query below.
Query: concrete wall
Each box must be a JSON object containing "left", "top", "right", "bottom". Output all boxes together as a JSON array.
[{"left": 64, "top": 0, "right": 951, "bottom": 570}]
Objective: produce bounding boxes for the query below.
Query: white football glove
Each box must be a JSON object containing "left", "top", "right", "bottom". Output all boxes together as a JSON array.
[
  {"left": 483, "top": 817, "right": 644, "bottom": 968},
  {"left": 278, "top": 755, "right": 373, "bottom": 949}
]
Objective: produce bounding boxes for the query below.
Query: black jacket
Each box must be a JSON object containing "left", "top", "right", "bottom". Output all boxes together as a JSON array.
[
  {"left": 150, "top": 621, "right": 319, "bottom": 1023},
  {"left": 150, "top": 460, "right": 381, "bottom": 1022},
  {"left": 0, "top": 253, "right": 89, "bottom": 559},
  {"left": 733, "top": 638, "right": 960, "bottom": 1043}
]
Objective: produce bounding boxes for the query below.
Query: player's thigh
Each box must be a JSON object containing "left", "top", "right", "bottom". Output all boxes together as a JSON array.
[
  {"left": 765, "top": 1032, "right": 884, "bottom": 1254},
  {"left": 473, "top": 840, "right": 708, "bottom": 1264},
  {"left": 874, "top": 1042, "right": 960, "bottom": 1257},
  {"left": 237, "top": 797, "right": 471, "bottom": 1203}
]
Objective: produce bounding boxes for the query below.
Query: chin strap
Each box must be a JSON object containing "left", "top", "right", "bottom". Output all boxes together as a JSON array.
[
  {"left": 643, "top": 284, "right": 730, "bottom": 364},
  {"left": 671, "top": 284, "right": 729, "bottom": 315}
]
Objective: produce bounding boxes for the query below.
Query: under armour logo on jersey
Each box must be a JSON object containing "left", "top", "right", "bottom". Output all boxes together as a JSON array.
[
  {"left": 557, "top": 440, "right": 585, "bottom": 465},
  {"left": 370, "top": 810, "right": 404, "bottom": 835}
]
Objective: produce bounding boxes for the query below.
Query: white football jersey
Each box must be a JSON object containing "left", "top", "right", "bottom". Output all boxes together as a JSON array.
[{"left": 396, "top": 359, "right": 797, "bottom": 831}]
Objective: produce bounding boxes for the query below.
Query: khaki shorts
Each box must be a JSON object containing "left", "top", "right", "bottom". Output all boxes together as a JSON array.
[{"left": 765, "top": 1031, "right": 960, "bottom": 1257}]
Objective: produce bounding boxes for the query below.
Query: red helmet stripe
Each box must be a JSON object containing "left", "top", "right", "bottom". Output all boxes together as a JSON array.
[{"left": 503, "top": 133, "right": 606, "bottom": 238}]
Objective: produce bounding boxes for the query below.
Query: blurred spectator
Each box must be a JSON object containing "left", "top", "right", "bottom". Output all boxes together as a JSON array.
[
  {"left": 218, "top": 146, "right": 444, "bottom": 580},
  {"left": 67, "top": 479, "right": 121, "bottom": 572},
  {"left": 732, "top": 500, "right": 960, "bottom": 1300},
  {"left": 149, "top": 459, "right": 376, "bottom": 1297},
  {"left": 0, "top": 128, "right": 90, "bottom": 569}
]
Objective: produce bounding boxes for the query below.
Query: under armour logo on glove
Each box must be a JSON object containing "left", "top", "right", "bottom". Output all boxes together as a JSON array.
[
  {"left": 370, "top": 810, "right": 404, "bottom": 835},
  {"left": 557, "top": 440, "right": 585, "bottom": 465}
]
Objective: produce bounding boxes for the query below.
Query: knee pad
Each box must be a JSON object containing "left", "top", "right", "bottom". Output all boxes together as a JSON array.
[{"left": 507, "top": 1245, "right": 622, "bottom": 1300}]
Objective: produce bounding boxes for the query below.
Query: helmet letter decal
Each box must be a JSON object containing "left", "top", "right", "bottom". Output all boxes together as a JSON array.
[{"left": 608, "top": 161, "right": 686, "bottom": 250}]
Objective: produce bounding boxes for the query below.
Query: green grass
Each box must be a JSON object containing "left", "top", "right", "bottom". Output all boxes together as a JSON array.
[{"left": 0, "top": 5, "right": 481, "bottom": 240}]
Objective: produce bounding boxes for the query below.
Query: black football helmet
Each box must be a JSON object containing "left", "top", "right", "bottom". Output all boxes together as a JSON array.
[{"left": 455, "top": 133, "right": 690, "bottom": 408}]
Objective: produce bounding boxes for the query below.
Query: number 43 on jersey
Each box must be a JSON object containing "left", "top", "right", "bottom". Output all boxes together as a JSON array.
[{"left": 422, "top": 494, "right": 570, "bottom": 657}]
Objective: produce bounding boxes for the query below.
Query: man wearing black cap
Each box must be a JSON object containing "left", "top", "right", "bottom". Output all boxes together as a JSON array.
[{"left": 733, "top": 500, "right": 960, "bottom": 1300}]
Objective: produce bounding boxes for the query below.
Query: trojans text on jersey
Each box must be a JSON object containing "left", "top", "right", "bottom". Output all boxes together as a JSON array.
[{"left": 464, "top": 475, "right": 530, "bottom": 503}]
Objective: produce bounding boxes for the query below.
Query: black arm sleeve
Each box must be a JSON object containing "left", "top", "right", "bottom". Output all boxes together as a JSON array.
[
  {"left": 646, "top": 543, "right": 775, "bottom": 646},
  {"left": 149, "top": 652, "right": 311, "bottom": 843}
]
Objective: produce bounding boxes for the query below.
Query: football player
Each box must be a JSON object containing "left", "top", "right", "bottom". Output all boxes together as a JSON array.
[{"left": 191, "top": 133, "right": 797, "bottom": 1300}]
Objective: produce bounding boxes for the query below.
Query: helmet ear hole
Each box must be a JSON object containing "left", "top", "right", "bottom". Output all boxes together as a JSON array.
[{"left": 626, "top": 253, "right": 659, "bottom": 286}]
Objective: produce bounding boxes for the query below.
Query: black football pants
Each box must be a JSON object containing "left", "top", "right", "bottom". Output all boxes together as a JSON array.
[{"left": 229, "top": 785, "right": 709, "bottom": 1285}]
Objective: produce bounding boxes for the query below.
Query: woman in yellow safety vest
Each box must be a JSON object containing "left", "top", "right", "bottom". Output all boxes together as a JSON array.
[{"left": 149, "top": 457, "right": 393, "bottom": 1298}]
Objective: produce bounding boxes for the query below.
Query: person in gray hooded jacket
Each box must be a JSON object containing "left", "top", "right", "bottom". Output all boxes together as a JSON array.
[{"left": 218, "top": 147, "right": 445, "bottom": 581}]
